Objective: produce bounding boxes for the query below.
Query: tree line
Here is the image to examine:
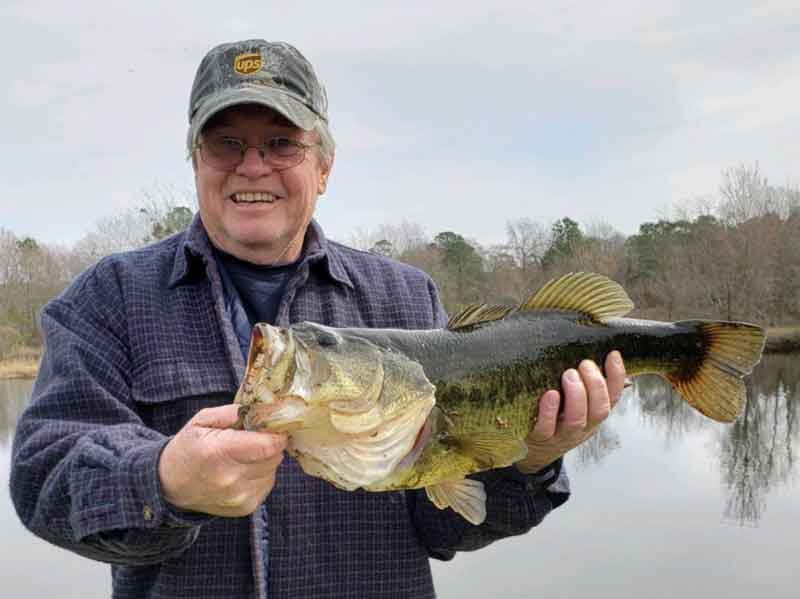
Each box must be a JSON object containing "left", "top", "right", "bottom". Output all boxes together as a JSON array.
[
  {"left": 0, "top": 186, "right": 194, "bottom": 355},
  {"left": 357, "top": 164, "right": 800, "bottom": 324},
  {"left": 1, "top": 164, "right": 798, "bottom": 358}
]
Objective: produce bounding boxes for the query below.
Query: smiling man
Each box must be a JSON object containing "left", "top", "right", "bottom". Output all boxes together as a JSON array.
[{"left": 10, "top": 39, "right": 625, "bottom": 599}]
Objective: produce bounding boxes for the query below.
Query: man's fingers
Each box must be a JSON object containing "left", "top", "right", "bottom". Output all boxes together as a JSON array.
[
  {"left": 561, "top": 367, "right": 589, "bottom": 431},
  {"left": 192, "top": 404, "right": 242, "bottom": 429},
  {"left": 579, "top": 359, "right": 611, "bottom": 427},
  {"left": 223, "top": 431, "right": 287, "bottom": 465},
  {"left": 529, "top": 390, "right": 561, "bottom": 442},
  {"left": 605, "top": 350, "right": 626, "bottom": 407}
]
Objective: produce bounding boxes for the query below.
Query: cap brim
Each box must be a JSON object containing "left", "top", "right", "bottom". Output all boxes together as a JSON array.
[{"left": 187, "top": 86, "right": 319, "bottom": 151}]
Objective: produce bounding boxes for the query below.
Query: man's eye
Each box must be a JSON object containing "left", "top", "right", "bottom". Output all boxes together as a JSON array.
[
  {"left": 218, "top": 136, "right": 244, "bottom": 149},
  {"left": 267, "top": 137, "right": 295, "bottom": 152}
]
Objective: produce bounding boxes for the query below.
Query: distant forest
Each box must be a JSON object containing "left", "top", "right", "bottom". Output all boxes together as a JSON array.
[{"left": 2, "top": 163, "right": 799, "bottom": 358}]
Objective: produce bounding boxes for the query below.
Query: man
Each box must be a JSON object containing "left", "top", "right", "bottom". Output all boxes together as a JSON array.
[{"left": 10, "top": 40, "right": 625, "bottom": 598}]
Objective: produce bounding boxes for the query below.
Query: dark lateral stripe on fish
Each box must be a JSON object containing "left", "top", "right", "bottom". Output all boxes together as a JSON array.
[{"left": 668, "top": 320, "right": 765, "bottom": 422}]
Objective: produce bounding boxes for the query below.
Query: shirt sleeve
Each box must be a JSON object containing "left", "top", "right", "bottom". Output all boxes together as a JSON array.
[
  {"left": 9, "top": 267, "right": 212, "bottom": 566},
  {"left": 409, "top": 275, "right": 571, "bottom": 559}
]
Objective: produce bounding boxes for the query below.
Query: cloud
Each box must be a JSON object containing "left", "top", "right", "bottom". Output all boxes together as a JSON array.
[{"left": 2, "top": 1, "right": 798, "bottom": 244}]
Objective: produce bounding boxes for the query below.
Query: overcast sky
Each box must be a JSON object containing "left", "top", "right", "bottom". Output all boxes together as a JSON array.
[{"left": 2, "top": 1, "right": 798, "bottom": 247}]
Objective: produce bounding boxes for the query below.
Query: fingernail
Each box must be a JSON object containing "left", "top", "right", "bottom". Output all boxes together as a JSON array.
[
  {"left": 565, "top": 369, "right": 580, "bottom": 383},
  {"left": 612, "top": 351, "right": 622, "bottom": 366}
]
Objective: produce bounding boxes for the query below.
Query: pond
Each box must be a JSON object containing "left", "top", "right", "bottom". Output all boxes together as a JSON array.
[{"left": 2, "top": 354, "right": 798, "bottom": 597}]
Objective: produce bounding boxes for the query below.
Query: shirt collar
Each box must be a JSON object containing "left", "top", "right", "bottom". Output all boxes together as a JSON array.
[
  {"left": 167, "top": 215, "right": 213, "bottom": 288},
  {"left": 303, "top": 220, "right": 354, "bottom": 289},
  {"left": 168, "top": 216, "right": 354, "bottom": 289}
]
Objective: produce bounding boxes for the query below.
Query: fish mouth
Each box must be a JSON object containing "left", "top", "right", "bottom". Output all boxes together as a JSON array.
[{"left": 237, "top": 323, "right": 313, "bottom": 431}]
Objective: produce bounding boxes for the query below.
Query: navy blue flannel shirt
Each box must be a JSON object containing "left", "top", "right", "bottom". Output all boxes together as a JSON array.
[{"left": 10, "top": 217, "right": 569, "bottom": 599}]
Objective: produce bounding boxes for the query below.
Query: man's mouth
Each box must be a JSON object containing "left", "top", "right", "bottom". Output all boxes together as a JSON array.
[{"left": 230, "top": 192, "right": 278, "bottom": 204}]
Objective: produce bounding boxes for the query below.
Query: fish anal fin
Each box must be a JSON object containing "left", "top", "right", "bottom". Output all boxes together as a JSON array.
[
  {"left": 425, "top": 478, "right": 487, "bottom": 525},
  {"left": 668, "top": 320, "right": 766, "bottom": 422},
  {"left": 447, "top": 303, "right": 515, "bottom": 331},
  {"left": 521, "top": 272, "right": 634, "bottom": 322},
  {"left": 449, "top": 430, "right": 528, "bottom": 469}
]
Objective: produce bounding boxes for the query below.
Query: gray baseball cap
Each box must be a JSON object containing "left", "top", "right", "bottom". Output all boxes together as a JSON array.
[{"left": 187, "top": 39, "right": 328, "bottom": 151}]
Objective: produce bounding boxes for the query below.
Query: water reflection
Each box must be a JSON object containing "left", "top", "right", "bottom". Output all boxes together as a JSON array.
[
  {"left": 573, "top": 424, "right": 621, "bottom": 468},
  {"left": 719, "top": 354, "right": 799, "bottom": 526},
  {"left": 0, "top": 378, "right": 32, "bottom": 449},
  {"left": 575, "top": 354, "right": 800, "bottom": 526}
]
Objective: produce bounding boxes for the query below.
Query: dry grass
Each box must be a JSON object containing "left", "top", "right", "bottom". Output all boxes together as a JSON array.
[
  {"left": 0, "top": 346, "right": 41, "bottom": 379},
  {"left": 0, "top": 357, "right": 39, "bottom": 379}
]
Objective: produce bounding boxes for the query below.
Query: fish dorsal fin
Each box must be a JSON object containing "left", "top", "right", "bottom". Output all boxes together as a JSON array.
[
  {"left": 447, "top": 303, "right": 515, "bottom": 331},
  {"left": 520, "top": 272, "right": 634, "bottom": 322},
  {"left": 425, "top": 478, "right": 487, "bottom": 525},
  {"left": 449, "top": 430, "right": 529, "bottom": 469}
]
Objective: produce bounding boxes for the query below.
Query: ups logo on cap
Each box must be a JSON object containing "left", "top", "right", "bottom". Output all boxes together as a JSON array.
[{"left": 234, "top": 52, "right": 262, "bottom": 75}]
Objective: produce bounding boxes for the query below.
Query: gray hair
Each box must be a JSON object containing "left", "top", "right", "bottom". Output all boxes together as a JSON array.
[{"left": 313, "top": 118, "right": 336, "bottom": 168}]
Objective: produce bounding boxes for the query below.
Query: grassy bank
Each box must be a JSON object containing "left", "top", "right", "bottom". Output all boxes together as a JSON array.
[{"left": 0, "top": 346, "right": 41, "bottom": 380}]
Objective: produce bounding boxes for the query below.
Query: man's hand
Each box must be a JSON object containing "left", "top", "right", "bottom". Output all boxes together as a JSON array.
[
  {"left": 516, "top": 351, "right": 626, "bottom": 473},
  {"left": 158, "top": 404, "right": 287, "bottom": 517}
]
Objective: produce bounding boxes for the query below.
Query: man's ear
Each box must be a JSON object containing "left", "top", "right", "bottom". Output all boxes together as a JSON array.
[{"left": 318, "top": 155, "right": 334, "bottom": 195}]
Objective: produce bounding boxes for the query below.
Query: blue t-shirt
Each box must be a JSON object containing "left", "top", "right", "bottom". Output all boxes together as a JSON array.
[
  {"left": 214, "top": 248, "right": 300, "bottom": 326},
  {"left": 213, "top": 248, "right": 300, "bottom": 359}
]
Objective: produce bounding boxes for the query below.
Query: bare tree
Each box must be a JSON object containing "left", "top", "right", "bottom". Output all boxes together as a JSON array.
[
  {"left": 719, "top": 162, "right": 783, "bottom": 224},
  {"left": 504, "top": 218, "right": 548, "bottom": 277},
  {"left": 481, "top": 245, "right": 528, "bottom": 305},
  {"left": 347, "top": 221, "right": 428, "bottom": 257},
  {"left": 72, "top": 182, "right": 196, "bottom": 268}
]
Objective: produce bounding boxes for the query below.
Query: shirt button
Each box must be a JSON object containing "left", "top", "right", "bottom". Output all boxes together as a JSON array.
[{"left": 143, "top": 504, "right": 154, "bottom": 522}]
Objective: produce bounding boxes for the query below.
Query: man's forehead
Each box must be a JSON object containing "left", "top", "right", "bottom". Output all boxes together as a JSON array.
[{"left": 203, "top": 104, "right": 297, "bottom": 130}]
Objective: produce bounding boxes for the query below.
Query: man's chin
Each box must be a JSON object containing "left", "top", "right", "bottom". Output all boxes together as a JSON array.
[{"left": 218, "top": 228, "right": 300, "bottom": 264}]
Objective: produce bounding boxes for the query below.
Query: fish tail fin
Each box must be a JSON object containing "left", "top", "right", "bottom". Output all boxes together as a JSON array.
[{"left": 667, "top": 321, "right": 765, "bottom": 423}]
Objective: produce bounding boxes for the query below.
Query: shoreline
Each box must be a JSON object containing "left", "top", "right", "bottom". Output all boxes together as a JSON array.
[
  {"left": 1, "top": 327, "right": 798, "bottom": 381},
  {"left": 764, "top": 327, "right": 800, "bottom": 354}
]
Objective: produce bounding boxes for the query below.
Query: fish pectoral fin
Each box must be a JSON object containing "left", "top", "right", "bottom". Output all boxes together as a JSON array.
[
  {"left": 449, "top": 431, "right": 529, "bottom": 469},
  {"left": 425, "top": 479, "right": 487, "bottom": 525}
]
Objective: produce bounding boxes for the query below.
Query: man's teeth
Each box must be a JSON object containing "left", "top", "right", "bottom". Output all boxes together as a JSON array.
[{"left": 232, "top": 192, "right": 276, "bottom": 203}]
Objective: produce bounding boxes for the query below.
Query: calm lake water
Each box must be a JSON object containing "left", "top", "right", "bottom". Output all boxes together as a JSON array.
[{"left": 2, "top": 354, "right": 798, "bottom": 598}]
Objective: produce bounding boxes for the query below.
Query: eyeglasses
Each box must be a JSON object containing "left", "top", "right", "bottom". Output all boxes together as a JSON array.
[{"left": 195, "top": 135, "right": 317, "bottom": 171}]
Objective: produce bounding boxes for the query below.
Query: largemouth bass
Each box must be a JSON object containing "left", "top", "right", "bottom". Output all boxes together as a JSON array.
[{"left": 234, "top": 272, "right": 765, "bottom": 524}]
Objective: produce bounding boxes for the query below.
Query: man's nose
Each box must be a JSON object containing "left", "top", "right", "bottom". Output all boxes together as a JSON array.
[{"left": 236, "top": 146, "right": 274, "bottom": 178}]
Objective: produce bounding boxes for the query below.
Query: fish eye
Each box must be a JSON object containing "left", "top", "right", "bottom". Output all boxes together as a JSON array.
[{"left": 316, "top": 331, "right": 340, "bottom": 347}]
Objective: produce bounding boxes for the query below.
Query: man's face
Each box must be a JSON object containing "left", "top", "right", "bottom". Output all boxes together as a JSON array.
[{"left": 194, "top": 104, "right": 332, "bottom": 264}]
